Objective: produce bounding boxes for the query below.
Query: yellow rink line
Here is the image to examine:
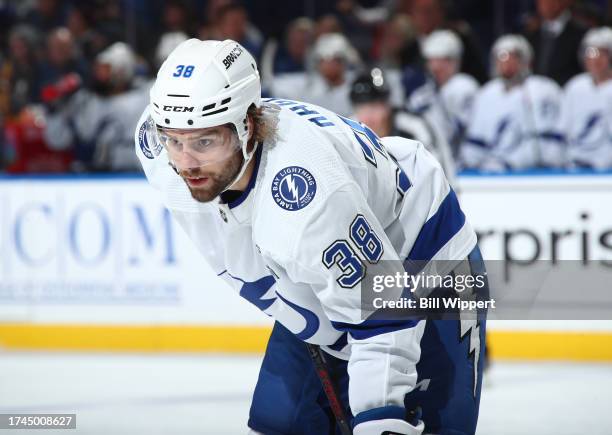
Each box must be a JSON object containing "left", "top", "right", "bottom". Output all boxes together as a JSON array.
[
  {"left": 0, "top": 324, "right": 273, "bottom": 353},
  {"left": 1, "top": 324, "right": 612, "bottom": 361}
]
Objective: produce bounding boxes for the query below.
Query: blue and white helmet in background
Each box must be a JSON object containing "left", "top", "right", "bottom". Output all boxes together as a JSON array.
[
  {"left": 581, "top": 27, "right": 612, "bottom": 63},
  {"left": 422, "top": 30, "right": 463, "bottom": 60}
]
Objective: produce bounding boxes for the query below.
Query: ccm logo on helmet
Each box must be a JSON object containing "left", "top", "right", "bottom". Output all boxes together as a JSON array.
[
  {"left": 162, "top": 105, "right": 194, "bottom": 112},
  {"left": 222, "top": 45, "right": 243, "bottom": 70}
]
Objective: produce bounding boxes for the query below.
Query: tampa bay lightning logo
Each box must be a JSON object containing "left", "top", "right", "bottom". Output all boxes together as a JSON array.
[
  {"left": 271, "top": 166, "right": 317, "bottom": 211},
  {"left": 139, "top": 118, "right": 163, "bottom": 159}
]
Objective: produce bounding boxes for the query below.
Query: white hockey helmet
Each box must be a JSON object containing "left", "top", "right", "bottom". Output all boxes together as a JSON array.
[
  {"left": 96, "top": 42, "right": 137, "bottom": 86},
  {"left": 149, "top": 38, "right": 261, "bottom": 153},
  {"left": 581, "top": 27, "right": 612, "bottom": 60},
  {"left": 422, "top": 30, "right": 463, "bottom": 60},
  {"left": 491, "top": 34, "right": 533, "bottom": 64},
  {"left": 312, "top": 33, "right": 359, "bottom": 64}
]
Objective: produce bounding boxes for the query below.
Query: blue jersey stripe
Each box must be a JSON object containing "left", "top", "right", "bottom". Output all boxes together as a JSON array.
[
  {"left": 353, "top": 406, "right": 408, "bottom": 427},
  {"left": 228, "top": 273, "right": 277, "bottom": 311},
  {"left": 465, "top": 137, "right": 488, "bottom": 148},
  {"left": 539, "top": 131, "right": 565, "bottom": 142},
  {"left": 276, "top": 293, "right": 320, "bottom": 341},
  {"left": 327, "top": 332, "right": 348, "bottom": 351},
  {"left": 406, "top": 189, "right": 466, "bottom": 262},
  {"left": 331, "top": 319, "right": 419, "bottom": 340}
]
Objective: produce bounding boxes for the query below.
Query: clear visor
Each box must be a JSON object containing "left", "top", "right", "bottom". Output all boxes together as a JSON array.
[{"left": 147, "top": 118, "right": 242, "bottom": 171}]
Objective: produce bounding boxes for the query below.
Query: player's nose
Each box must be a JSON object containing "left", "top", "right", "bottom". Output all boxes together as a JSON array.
[{"left": 173, "top": 149, "right": 202, "bottom": 170}]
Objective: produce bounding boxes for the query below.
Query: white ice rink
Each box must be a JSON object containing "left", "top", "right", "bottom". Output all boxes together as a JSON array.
[{"left": 1, "top": 352, "right": 611, "bottom": 435}]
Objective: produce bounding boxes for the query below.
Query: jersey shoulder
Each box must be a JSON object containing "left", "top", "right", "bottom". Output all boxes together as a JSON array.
[
  {"left": 565, "top": 74, "right": 612, "bottom": 98},
  {"left": 473, "top": 78, "right": 505, "bottom": 106},
  {"left": 477, "top": 78, "right": 503, "bottom": 97},
  {"left": 599, "top": 78, "right": 612, "bottom": 95},
  {"left": 526, "top": 75, "right": 562, "bottom": 94},
  {"left": 446, "top": 73, "right": 479, "bottom": 93},
  {"left": 564, "top": 72, "right": 591, "bottom": 95},
  {"left": 251, "top": 100, "right": 359, "bottom": 259}
]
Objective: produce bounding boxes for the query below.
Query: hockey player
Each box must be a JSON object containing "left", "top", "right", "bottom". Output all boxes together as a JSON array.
[
  {"left": 45, "top": 42, "right": 149, "bottom": 171},
  {"left": 461, "top": 35, "right": 565, "bottom": 171},
  {"left": 422, "top": 30, "right": 479, "bottom": 149},
  {"left": 136, "top": 39, "right": 487, "bottom": 434},
  {"left": 270, "top": 33, "right": 359, "bottom": 117},
  {"left": 562, "top": 27, "right": 612, "bottom": 170},
  {"left": 349, "top": 67, "right": 456, "bottom": 184}
]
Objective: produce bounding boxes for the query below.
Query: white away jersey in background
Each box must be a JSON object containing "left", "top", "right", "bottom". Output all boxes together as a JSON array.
[
  {"left": 461, "top": 75, "right": 565, "bottom": 170},
  {"left": 135, "top": 98, "right": 476, "bottom": 415},
  {"left": 439, "top": 73, "right": 479, "bottom": 136},
  {"left": 562, "top": 73, "right": 612, "bottom": 169}
]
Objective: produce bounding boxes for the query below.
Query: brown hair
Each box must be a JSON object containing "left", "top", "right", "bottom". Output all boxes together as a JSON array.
[{"left": 248, "top": 103, "right": 279, "bottom": 144}]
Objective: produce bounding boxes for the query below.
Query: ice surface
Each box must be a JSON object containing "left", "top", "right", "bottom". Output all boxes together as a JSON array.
[{"left": 1, "top": 352, "right": 610, "bottom": 434}]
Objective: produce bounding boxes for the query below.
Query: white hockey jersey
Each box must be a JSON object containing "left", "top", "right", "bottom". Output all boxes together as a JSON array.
[
  {"left": 439, "top": 73, "right": 479, "bottom": 136},
  {"left": 46, "top": 84, "right": 150, "bottom": 171},
  {"left": 461, "top": 75, "right": 565, "bottom": 170},
  {"left": 135, "top": 98, "right": 476, "bottom": 415},
  {"left": 406, "top": 77, "right": 458, "bottom": 150},
  {"left": 562, "top": 73, "right": 612, "bottom": 170}
]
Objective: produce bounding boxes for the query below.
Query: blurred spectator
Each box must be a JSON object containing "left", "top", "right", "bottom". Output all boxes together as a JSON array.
[
  {"left": 333, "top": 0, "right": 374, "bottom": 60},
  {"left": 461, "top": 35, "right": 565, "bottom": 171},
  {"left": 422, "top": 30, "right": 479, "bottom": 150},
  {"left": 350, "top": 68, "right": 456, "bottom": 182},
  {"left": 93, "top": 0, "right": 125, "bottom": 44},
  {"left": 376, "top": 14, "right": 420, "bottom": 69},
  {"left": 40, "top": 27, "right": 89, "bottom": 87},
  {"left": 408, "top": 0, "right": 487, "bottom": 83},
  {"left": 154, "top": 31, "right": 189, "bottom": 70},
  {"left": 145, "top": 0, "right": 194, "bottom": 66},
  {"left": 44, "top": 42, "right": 148, "bottom": 172},
  {"left": 22, "top": 0, "right": 66, "bottom": 33},
  {"left": 272, "top": 33, "right": 359, "bottom": 117},
  {"left": 162, "top": 0, "right": 192, "bottom": 33},
  {"left": 0, "top": 25, "right": 43, "bottom": 117},
  {"left": 373, "top": 14, "right": 420, "bottom": 110},
  {"left": 572, "top": 1, "right": 606, "bottom": 28},
  {"left": 524, "top": 0, "right": 587, "bottom": 86},
  {"left": 263, "top": 17, "right": 315, "bottom": 76},
  {"left": 3, "top": 106, "right": 72, "bottom": 173},
  {"left": 562, "top": 27, "right": 612, "bottom": 169},
  {"left": 315, "top": 14, "right": 343, "bottom": 39},
  {"left": 198, "top": 0, "right": 232, "bottom": 40},
  {"left": 213, "top": 3, "right": 263, "bottom": 61},
  {"left": 65, "top": 5, "right": 101, "bottom": 62}
]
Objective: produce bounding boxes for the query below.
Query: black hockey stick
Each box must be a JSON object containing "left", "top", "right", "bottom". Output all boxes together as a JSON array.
[{"left": 306, "top": 343, "right": 353, "bottom": 435}]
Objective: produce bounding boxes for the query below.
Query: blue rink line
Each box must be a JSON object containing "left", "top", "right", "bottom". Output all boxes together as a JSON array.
[{"left": 0, "top": 168, "right": 612, "bottom": 181}]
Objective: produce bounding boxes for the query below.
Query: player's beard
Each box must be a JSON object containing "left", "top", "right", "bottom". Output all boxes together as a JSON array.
[{"left": 179, "top": 151, "right": 244, "bottom": 203}]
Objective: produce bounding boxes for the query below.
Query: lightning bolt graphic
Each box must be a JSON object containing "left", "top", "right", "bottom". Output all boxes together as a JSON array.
[
  {"left": 284, "top": 175, "right": 300, "bottom": 201},
  {"left": 460, "top": 318, "right": 481, "bottom": 397}
]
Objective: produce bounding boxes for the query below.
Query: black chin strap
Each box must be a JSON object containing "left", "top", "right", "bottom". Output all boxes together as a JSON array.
[{"left": 168, "top": 162, "right": 180, "bottom": 175}]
